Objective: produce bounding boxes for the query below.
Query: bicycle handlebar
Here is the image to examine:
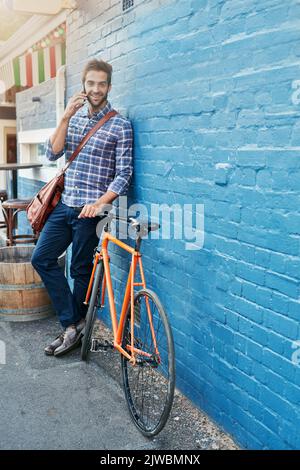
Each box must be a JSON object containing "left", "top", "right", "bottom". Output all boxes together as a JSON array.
[
  {"left": 97, "top": 210, "right": 160, "bottom": 236},
  {"left": 97, "top": 211, "right": 139, "bottom": 225}
]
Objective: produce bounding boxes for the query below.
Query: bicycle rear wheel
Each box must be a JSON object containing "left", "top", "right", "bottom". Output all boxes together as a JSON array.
[
  {"left": 81, "top": 259, "right": 104, "bottom": 361},
  {"left": 121, "top": 288, "right": 175, "bottom": 437}
]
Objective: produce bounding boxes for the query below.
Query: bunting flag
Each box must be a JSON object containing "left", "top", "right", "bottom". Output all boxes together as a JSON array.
[
  {"left": 11, "top": 42, "right": 66, "bottom": 89},
  {"left": 25, "top": 53, "right": 33, "bottom": 87},
  {"left": 32, "top": 50, "right": 39, "bottom": 86},
  {"left": 50, "top": 45, "right": 56, "bottom": 78},
  {"left": 19, "top": 55, "right": 27, "bottom": 86},
  {"left": 38, "top": 49, "right": 45, "bottom": 83},
  {"left": 43, "top": 47, "right": 51, "bottom": 82}
]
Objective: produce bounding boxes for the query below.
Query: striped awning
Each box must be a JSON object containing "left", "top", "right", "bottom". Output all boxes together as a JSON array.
[
  {"left": 0, "top": 23, "right": 66, "bottom": 91},
  {"left": 12, "top": 42, "right": 66, "bottom": 87}
]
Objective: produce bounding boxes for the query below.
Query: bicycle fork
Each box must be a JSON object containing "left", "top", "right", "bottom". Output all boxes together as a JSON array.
[{"left": 125, "top": 254, "right": 161, "bottom": 367}]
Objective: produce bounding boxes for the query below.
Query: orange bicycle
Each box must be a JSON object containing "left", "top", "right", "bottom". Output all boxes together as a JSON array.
[{"left": 81, "top": 215, "right": 175, "bottom": 437}]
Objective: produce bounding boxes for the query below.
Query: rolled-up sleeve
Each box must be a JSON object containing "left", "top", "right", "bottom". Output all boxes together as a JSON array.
[
  {"left": 45, "top": 138, "right": 66, "bottom": 161},
  {"left": 107, "top": 120, "right": 133, "bottom": 195}
]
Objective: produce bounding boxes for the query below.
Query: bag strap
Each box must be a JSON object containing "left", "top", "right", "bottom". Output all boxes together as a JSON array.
[{"left": 61, "top": 109, "right": 118, "bottom": 174}]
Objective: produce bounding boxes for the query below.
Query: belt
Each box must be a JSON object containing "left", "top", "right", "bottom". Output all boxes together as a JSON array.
[
  {"left": 68, "top": 205, "right": 104, "bottom": 217},
  {"left": 69, "top": 205, "right": 85, "bottom": 212}
]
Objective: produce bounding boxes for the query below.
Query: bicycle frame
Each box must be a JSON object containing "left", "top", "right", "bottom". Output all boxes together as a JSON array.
[{"left": 84, "top": 231, "right": 159, "bottom": 365}]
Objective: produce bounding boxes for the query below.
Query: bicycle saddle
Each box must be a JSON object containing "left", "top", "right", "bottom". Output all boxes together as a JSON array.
[{"left": 130, "top": 218, "right": 160, "bottom": 234}]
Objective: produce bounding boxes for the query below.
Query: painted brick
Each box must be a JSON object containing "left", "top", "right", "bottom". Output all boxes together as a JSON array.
[
  {"left": 236, "top": 261, "right": 265, "bottom": 286},
  {"left": 265, "top": 272, "right": 299, "bottom": 299},
  {"left": 264, "top": 309, "right": 299, "bottom": 340},
  {"left": 262, "top": 349, "right": 295, "bottom": 382}
]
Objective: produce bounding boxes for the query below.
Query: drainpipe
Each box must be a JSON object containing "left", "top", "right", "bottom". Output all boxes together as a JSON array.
[
  {"left": 56, "top": 65, "right": 66, "bottom": 171},
  {"left": 55, "top": 64, "right": 69, "bottom": 276}
]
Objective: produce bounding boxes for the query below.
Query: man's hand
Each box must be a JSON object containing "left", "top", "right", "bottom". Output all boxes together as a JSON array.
[
  {"left": 78, "top": 203, "right": 103, "bottom": 219},
  {"left": 63, "top": 91, "right": 87, "bottom": 120}
]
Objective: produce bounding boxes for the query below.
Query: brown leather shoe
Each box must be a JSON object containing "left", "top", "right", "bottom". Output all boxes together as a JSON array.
[
  {"left": 76, "top": 318, "right": 86, "bottom": 337},
  {"left": 44, "top": 333, "right": 64, "bottom": 356},
  {"left": 54, "top": 325, "right": 81, "bottom": 357}
]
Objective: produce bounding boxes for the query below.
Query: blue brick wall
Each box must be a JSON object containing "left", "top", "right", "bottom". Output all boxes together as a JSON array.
[
  {"left": 63, "top": 0, "right": 300, "bottom": 449},
  {"left": 18, "top": 0, "right": 300, "bottom": 449}
]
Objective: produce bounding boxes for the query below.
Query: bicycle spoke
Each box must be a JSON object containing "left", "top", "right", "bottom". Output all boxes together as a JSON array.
[
  {"left": 121, "top": 289, "right": 175, "bottom": 436},
  {"left": 81, "top": 261, "right": 103, "bottom": 361}
]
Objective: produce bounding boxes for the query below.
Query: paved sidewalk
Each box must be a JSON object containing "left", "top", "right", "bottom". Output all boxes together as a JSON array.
[{"left": 0, "top": 316, "right": 238, "bottom": 450}]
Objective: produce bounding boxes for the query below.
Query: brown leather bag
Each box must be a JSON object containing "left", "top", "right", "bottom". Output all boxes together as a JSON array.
[{"left": 26, "top": 110, "right": 117, "bottom": 233}]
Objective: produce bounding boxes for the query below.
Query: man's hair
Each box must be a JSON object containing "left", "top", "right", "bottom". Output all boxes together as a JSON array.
[{"left": 82, "top": 59, "right": 113, "bottom": 86}]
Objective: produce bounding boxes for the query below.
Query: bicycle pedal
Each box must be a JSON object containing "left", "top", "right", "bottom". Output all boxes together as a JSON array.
[{"left": 90, "top": 338, "right": 113, "bottom": 352}]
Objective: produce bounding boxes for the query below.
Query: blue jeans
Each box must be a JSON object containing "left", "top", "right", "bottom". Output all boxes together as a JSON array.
[{"left": 31, "top": 200, "right": 101, "bottom": 328}]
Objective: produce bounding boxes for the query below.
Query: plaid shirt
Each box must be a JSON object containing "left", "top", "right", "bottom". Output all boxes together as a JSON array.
[{"left": 45, "top": 102, "right": 133, "bottom": 207}]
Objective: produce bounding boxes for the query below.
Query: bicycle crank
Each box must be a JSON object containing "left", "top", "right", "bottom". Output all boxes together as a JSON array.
[
  {"left": 135, "top": 354, "right": 160, "bottom": 368},
  {"left": 90, "top": 338, "right": 114, "bottom": 352}
]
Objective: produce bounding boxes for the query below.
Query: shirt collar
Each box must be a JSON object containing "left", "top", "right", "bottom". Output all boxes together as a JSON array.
[{"left": 78, "top": 101, "right": 112, "bottom": 119}]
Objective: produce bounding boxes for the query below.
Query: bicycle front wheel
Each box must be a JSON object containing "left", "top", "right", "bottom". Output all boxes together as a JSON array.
[
  {"left": 81, "top": 259, "right": 104, "bottom": 361},
  {"left": 121, "top": 288, "right": 175, "bottom": 437}
]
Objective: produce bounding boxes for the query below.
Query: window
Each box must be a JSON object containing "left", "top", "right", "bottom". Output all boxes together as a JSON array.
[
  {"left": 29, "top": 142, "right": 56, "bottom": 167},
  {"left": 18, "top": 128, "right": 57, "bottom": 167},
  {"left": 18, "top": 128, "right": 62, "bottom": 182}
]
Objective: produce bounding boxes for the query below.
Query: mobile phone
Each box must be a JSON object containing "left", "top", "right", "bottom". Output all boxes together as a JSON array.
[{"left": 82, "top": 88, "right": 87, "bottom": 103}]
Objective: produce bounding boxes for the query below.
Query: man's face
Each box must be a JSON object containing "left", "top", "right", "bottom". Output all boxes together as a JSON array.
[{"left": 84, "top": 70, "right": 111, "bottom": 110}]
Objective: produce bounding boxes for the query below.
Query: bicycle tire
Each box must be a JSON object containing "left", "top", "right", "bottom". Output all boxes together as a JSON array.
[
  {"left": 121, "top": 288, "right": 175, "bottom": 437},
  {"left": 81, "top": 259, "right": 104, "bottom": 361}
]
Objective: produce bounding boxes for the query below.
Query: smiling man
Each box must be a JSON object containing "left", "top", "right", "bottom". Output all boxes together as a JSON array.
[{"left": 31, "top": 59, "right": 133, "bottom": 357}]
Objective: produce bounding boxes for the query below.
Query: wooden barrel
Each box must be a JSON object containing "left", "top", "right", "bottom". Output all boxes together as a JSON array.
[{"left": 0, "top": 245, "right": 65, "bottom": 322}]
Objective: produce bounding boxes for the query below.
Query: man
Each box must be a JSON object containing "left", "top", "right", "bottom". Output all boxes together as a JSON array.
[{"left": 31, "top": 59, "right": 133, "bottom": 357}]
